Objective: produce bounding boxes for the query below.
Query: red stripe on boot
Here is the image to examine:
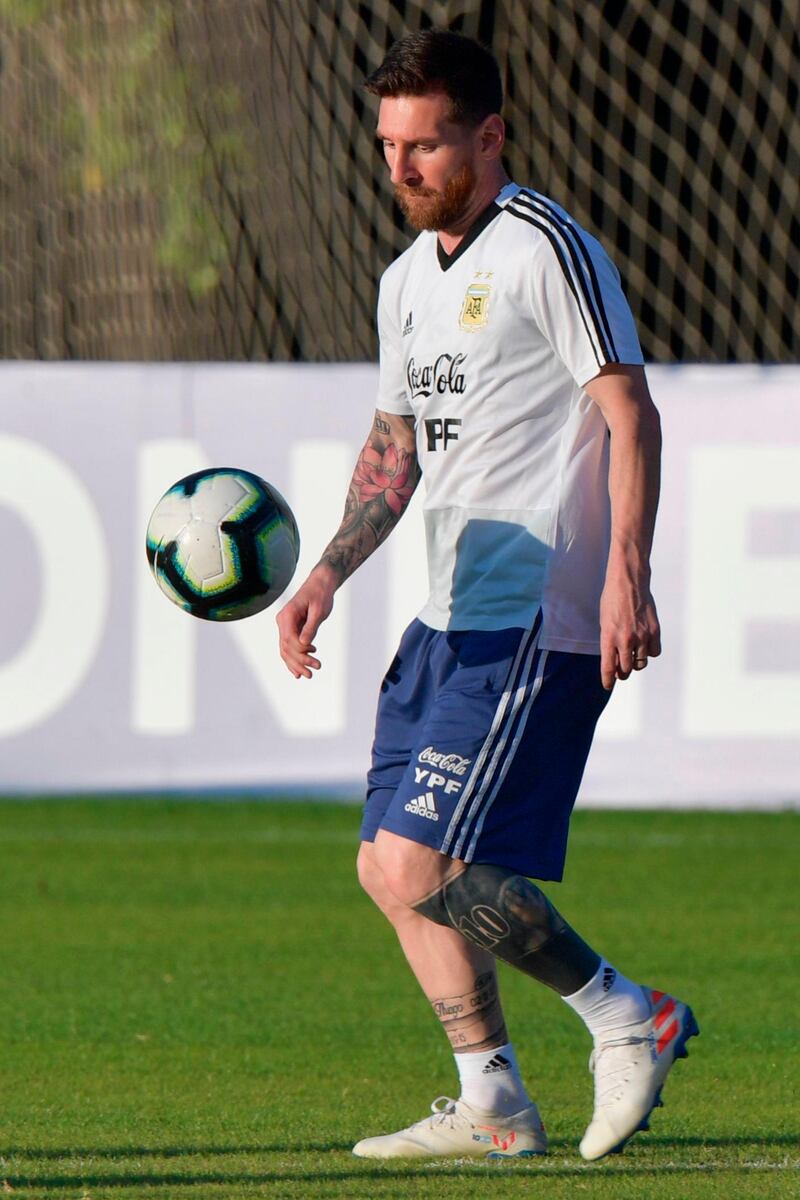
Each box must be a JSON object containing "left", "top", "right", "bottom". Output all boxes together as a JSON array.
[
  {"left": 657, "top": 1018, "right": 679, "bottom": 1055},
  {"left": 655, "top": 998, "right": 676, "bottom": 1029}
]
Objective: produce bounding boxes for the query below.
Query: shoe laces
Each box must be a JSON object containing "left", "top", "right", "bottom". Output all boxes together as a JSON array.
[
  {"left": 589, "top": 1035, "right": 649, "bottom": 1108},
  {"left": 419, "top": 1096, "right": 462, "bottom": 1129}
]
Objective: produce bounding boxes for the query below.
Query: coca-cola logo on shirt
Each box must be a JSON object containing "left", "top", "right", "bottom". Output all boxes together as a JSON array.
[{"left": 407, "top": 353, "right": 467, "bottom": 400}]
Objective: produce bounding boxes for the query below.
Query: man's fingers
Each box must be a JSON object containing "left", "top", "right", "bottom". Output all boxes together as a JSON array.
[
  {"left": 634, "top": 624, "right": 662, "bottom": 668},
  {"left": 614, "top": 636, "right": 660, "bottom": 678},
  {"left": 600, "top": 644, "right": 618, "bottom": 691},
  {"left": 277, "top": 606, "right": 322, "bottom": 678},
  {"left": 599, "top": 590, "right": 660, "bottom": 683},
  {"left": 279, "top": 644, "right": 322, "bottom": 679},
  {"left": 616, "top": 644, "right": 635, "bottom": 679},
  {"left": 293, "top": 660, "right": 320, "bottom": 680},
  {"left": 299, "top": 616, "right": 321, "bottom": 646}
]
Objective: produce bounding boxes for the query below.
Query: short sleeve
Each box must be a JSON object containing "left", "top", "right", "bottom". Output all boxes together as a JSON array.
[
  {"left": 375, "top": 273, "right": 413, "bottom": 415},
  {"left": 528, "top": 226, "right": 644, "bottom": 388}
]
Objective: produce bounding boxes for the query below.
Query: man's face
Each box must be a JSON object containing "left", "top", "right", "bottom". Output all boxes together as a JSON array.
[{"left": 376, "top": 93, "right": 481, "bottom": 231}]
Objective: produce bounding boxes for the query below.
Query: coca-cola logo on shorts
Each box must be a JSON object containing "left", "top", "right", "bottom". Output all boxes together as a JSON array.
[{"left": 417, "top": 746, "right": 471, "bottom": 776}]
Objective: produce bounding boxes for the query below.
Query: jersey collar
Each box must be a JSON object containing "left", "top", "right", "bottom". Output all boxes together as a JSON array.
[{"left": 436, "top": 196, "right": 504, "bottom": 272}]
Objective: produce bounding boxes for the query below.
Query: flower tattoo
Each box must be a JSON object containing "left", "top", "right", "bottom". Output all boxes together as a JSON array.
[
  {"left": 353, "top": 444, "right": 415, "bottom": 515},
  {"left": 320, "top": 426, "right": 419, "bottom": 583}
]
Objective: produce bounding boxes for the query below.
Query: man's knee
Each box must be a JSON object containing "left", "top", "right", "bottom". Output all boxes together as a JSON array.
[
  {"left": 357, "top": 840, "right": 414, "bottom": 925},
  {"left": 357, "top": 841, "right": 389, "bottom": 904},
  {"left": 373, "top": 829, "right": 457, "bottom": 909}
]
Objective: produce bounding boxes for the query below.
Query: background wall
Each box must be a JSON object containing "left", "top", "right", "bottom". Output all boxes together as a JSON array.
[
  {"left": 0, "top": 4, "right": 797, "bottom": 803},
  {"left": 0, "top": 362, "right": 797, "bottom": 806},
  {"left": 0, "top": 0, "right": 797, "bottom": 363}
]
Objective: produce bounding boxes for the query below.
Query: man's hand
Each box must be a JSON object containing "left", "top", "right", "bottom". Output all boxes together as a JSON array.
[
  {"left": 599, "top": 573, "right": 661, "bottom": 690},
  {"left": 276, "top": 566, "right": 337, "bottom": 679}
]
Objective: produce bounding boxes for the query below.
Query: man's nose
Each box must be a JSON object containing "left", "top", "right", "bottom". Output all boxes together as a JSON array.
[{"left": 389, "top": 148, "right": 420, "bottom": 186}]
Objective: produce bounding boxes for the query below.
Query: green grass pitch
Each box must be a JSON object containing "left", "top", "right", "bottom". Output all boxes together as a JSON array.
[{"left": 0, "top": 798, "right": 796, "bottom": 1199}]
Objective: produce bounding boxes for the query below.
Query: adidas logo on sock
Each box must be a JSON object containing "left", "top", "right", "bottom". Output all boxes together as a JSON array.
[
  {"left": 404, "top": 792, "right": 438, "bottom": 821},
  {"left": 482, "top": 1054, "right": 511, "bottom": 1074},
  {"left": 602, "top": 967, "right": 617, "bottom": 992}
]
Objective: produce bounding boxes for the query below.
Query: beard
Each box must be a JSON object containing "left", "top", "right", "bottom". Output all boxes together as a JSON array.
[{"left": 394, "top": 163, "right": 477, "bottom": 231}]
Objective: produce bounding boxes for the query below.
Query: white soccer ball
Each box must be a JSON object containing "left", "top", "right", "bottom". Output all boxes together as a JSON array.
[{"left": 146, "top": 468, "right": 300, "bottom": 621}]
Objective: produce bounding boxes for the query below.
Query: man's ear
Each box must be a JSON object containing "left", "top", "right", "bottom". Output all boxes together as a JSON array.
[{"left": 480, "top": 113, "right": 506, "bottom": 160}]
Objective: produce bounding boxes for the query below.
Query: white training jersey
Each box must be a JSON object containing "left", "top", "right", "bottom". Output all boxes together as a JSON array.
[{"left": 376, "top": 181, "right": 644, "bottom": 653}]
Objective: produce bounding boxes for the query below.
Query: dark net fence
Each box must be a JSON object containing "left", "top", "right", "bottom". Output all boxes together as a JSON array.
[{"left": 0, "top": 0, "right": 797, "bottom": 362}]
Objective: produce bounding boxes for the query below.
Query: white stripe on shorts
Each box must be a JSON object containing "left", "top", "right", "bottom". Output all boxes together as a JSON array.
[
  {"left": 440, "top": 623, "right": 541, "bottom": 859},
  {"left": 461, "top": 649, "right": 549, "bottom": 863}
]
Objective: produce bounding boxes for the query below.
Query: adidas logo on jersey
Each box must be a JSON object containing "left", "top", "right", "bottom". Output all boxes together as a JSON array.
[
  {"left": 602, "top": 967, "right": 617, "bottom": 992},
  {"left": 482, "top": 1053, "right": 512, "bottom": 1074},
  {"left": 404, "top": 792, "right": 438, "bottom": 821},
  {"left": 402, "top": 310, "right": 414, "bottom": 336}
]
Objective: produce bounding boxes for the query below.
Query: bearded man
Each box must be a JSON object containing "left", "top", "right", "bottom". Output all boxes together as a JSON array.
[{"left": 277, "top": 28, "right": 696, "bottom": 1163}]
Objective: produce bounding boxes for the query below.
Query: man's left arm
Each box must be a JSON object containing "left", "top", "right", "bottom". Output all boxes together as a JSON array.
[{"left": 584, "top": 363, "right": 662, "bottom": 691}]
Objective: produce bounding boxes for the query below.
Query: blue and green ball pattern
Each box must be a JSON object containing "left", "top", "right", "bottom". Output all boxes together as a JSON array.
[{"left": 146, "top": 468, "right": 300, "bottom": 621}]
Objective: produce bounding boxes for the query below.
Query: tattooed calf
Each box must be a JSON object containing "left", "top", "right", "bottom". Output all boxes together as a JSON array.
[{"left": 429, "top": 971, "right": 508, "bottom": 1053}]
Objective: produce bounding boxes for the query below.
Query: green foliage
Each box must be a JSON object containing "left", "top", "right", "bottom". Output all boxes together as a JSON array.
[
  {"left": 0, "top": 0, "right": 251, "bottom": 296},
  {"left": 0, "top": 799, "right": 796, "bottom": 1198},
  {"left": 0, "top": 0, "right": 55, "bottom": 27}
]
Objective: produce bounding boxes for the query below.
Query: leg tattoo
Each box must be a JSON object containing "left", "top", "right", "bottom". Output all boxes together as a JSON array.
[
  {"left": 431, "top": 971, "right": 508, "bottom": 1053},
  {"left": 414, "top": 863, "right": 600, "bottom": 996}
]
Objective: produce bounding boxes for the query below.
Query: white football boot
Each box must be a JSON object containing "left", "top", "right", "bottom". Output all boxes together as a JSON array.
[
  {"left": 580, "top": 986, "right": 699, "bottom": 1161},
  {"left": 352, "top": 1095, "right": 547, "bottom": 1159}
]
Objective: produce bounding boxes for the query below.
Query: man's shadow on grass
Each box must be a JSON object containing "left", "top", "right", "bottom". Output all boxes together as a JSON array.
[
  {"left": 0, "top": 1141, "right": 351, "bottom": 1160},
  {"left": 0, "top": 1132, "right": 795, "bottom": 1165}
]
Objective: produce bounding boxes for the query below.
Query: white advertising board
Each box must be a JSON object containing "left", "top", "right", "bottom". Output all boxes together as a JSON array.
[{"left": 0, "top": 362, "right": 797, "bottom": 807}]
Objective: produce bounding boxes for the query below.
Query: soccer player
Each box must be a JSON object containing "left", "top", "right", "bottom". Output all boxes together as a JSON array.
[{"left": 276, "top": 29, "right": 697, "bottom": 1162}]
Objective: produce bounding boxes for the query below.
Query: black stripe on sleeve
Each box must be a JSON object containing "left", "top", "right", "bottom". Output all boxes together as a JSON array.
[
  {"left": 513, "top": 190, "right": 620, "bottom": 362},
  {"left": 506, "top": 201, "right": 605, "bottom": 367}
]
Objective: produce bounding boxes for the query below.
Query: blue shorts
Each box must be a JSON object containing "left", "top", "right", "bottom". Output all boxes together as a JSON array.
[{"left": 361, "top": 616, "right": 610, "bottom": 881}]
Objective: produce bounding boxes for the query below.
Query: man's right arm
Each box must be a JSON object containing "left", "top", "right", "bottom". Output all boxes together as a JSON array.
[{"left": 276, "top": 409, "right": 419, "bottom": 678}]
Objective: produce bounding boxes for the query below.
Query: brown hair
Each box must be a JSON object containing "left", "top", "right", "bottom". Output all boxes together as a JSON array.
[{"left": 365, "top": 29, "right": 503, "bottom": 126}]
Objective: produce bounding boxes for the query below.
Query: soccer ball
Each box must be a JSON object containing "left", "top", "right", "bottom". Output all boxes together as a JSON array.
[{"left": 146, "top": 468, "right": 300, "bottom": 621}]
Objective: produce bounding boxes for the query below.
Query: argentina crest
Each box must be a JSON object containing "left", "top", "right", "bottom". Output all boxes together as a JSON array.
[{"left": 459, "top": 279, "right": 491, "bottom": 331}]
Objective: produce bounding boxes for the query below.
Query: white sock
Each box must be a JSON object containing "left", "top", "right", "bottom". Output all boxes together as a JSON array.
[
  {"left": 562, "top": 960, "right": 650, "bottom": 1040},
  {"left": 455, "top": 1043, "right": 530, "bottom": 1116}
]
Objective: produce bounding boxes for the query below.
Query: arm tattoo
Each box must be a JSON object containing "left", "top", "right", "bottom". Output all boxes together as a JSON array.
[
  {"left": 319, "top": 419, "right": 420, "bottom": 583},
  {"left": 430, "top": 972, "right": 509, "bottom": 1054}
]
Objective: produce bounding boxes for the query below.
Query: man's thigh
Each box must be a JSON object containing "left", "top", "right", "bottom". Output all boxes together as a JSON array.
[{"left": 362, "top": 622, "right": 609, "bottom": 881}]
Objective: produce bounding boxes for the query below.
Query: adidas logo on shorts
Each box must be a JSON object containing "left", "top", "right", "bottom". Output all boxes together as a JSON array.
[{"left": 404, "top": 791, "right": 438, "bottom": 821}]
